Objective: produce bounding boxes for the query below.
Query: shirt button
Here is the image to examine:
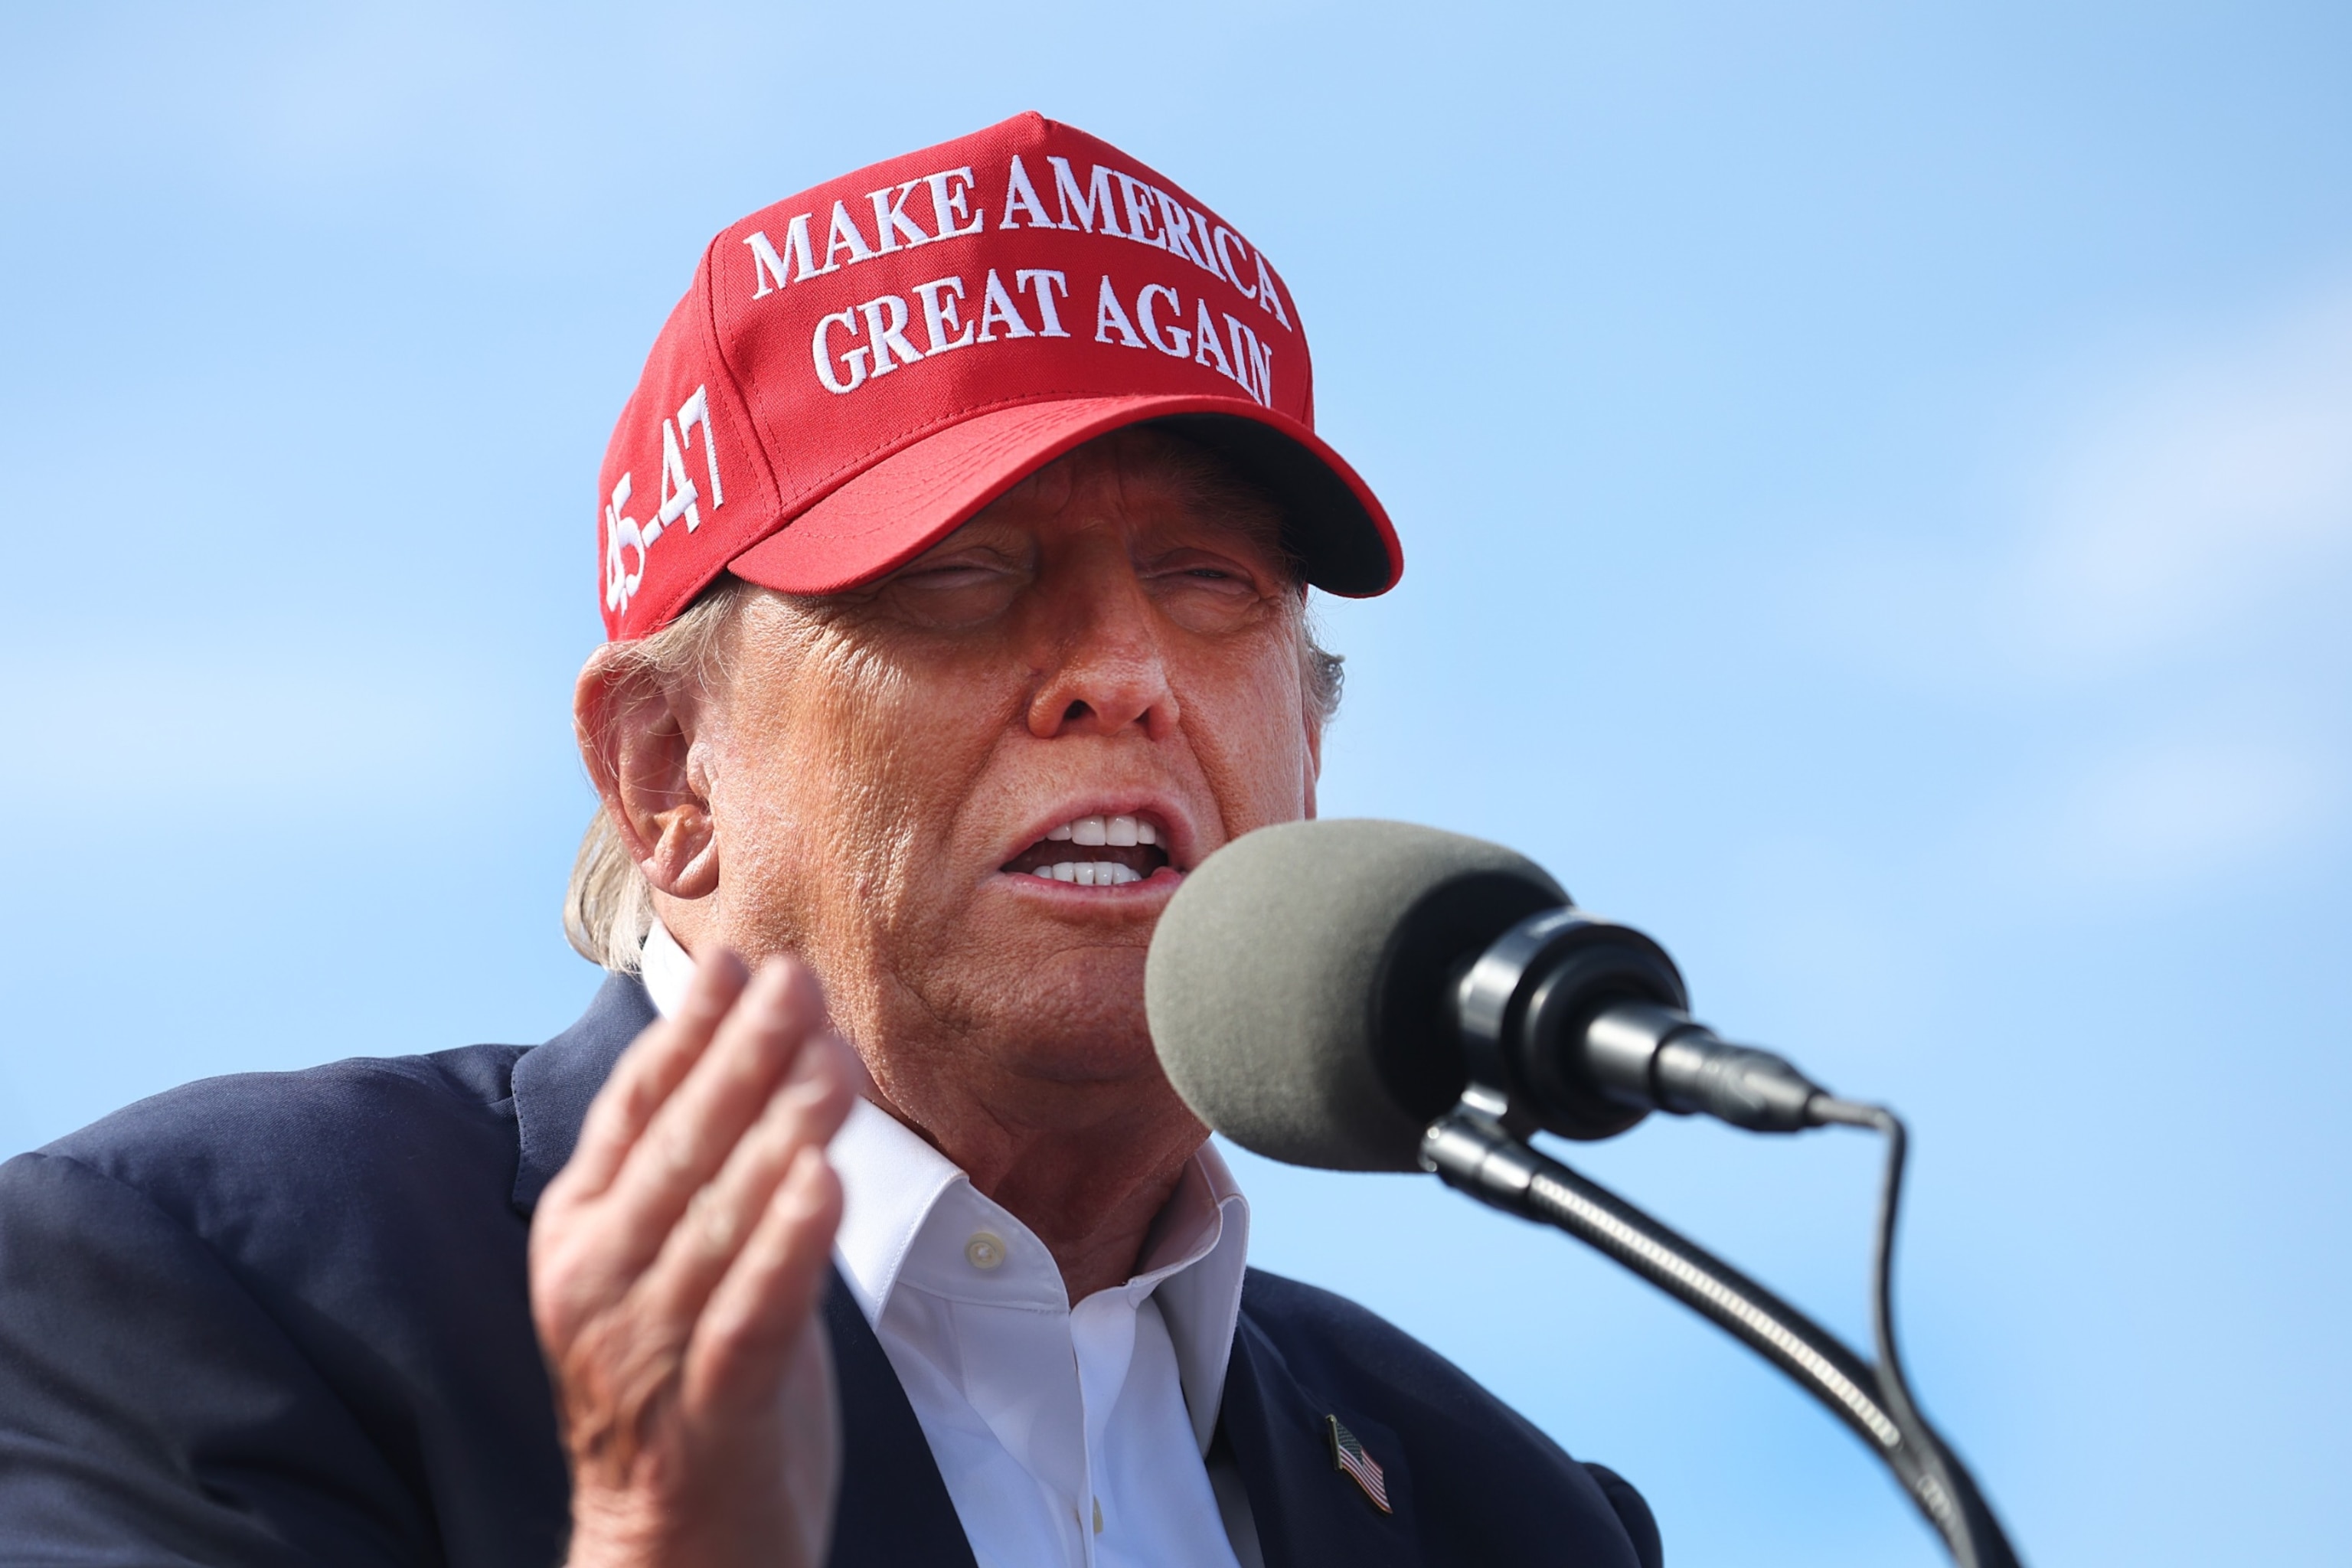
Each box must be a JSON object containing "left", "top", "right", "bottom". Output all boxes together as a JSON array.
[{"left": 965, "top": 1231, "right": 1007, "bottom": 1271}]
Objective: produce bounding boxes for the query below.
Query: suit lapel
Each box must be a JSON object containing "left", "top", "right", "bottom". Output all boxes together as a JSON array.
[
  {"left": 510, "top": 972, "right": 658, "bottom": 1215},
  {"left": 822, "top": 1275, "right": 979, "bottom": 1568},
  {"left": 1221, "top": 1308, "right": 1420, "bottom": 1568}
]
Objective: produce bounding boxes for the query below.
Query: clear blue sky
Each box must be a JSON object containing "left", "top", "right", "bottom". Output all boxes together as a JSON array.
[{"left": 4, "top": 3, "right": 2347, "bottom": 1563}]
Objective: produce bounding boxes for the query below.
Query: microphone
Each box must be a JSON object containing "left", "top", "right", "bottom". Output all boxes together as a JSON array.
[
  {"left": 1145, "top": 819, "right": 2024, "bottom": 1568},
  {"left": 1144, "top": 818, "right": 1844, "bottom": 1171}
]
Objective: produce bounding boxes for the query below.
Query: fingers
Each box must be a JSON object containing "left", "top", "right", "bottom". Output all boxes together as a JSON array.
[
  {"left": 528, "top": 949, "right": 851, "bottom": 1568},
  {"left": 592, "top": 957, "right": 833, "bottom": 1281},
  {"left": 683, "top": 1142, "right": 847, "bottom": 1416},
  {"left": 635, "top": 1023, "right": 856, "bottom": 1339},
  {"left": 559, "top": 949, "right": 752, "bottom": 1204}
]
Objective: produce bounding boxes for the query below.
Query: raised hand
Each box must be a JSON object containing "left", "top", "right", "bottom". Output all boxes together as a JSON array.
[{"left": 531, "top": 952, "right": 856, "bottom": 1568}]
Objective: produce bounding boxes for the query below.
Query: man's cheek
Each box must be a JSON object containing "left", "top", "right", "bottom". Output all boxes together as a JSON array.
[{"left": 1197, "top": 676, "right": 1314, "bottom": 804}]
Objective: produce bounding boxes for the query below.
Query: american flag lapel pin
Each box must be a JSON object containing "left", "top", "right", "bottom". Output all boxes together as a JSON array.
[{"left": 1325, "top": 1414, "right": 1393, "bottom": 1514}]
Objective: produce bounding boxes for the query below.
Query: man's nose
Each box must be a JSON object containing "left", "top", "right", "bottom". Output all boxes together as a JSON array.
[{"left": 1024, "top": 551, "right": 1181, "bottom": 743}]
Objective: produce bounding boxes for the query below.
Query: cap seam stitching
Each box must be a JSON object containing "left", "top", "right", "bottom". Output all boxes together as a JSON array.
[{"left": 700, "top": 235, "right": 789, "bottom": 524}]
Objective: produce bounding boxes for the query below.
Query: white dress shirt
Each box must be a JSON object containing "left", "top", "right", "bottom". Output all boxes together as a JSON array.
[{"left": 638, "top": 923, "right": 1262, "bottom": 1568}]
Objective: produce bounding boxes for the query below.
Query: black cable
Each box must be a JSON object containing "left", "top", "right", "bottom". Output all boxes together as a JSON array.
[
  {"left": 1810, "top": 1099, "right": 1970, "bottom": 1562},
  {"left": 1420, "top": 1104, "right": 2023, "bottom": 1566},
  {"left": 1809, "top": 1096, "right": 2017, "bottom": 1568}
]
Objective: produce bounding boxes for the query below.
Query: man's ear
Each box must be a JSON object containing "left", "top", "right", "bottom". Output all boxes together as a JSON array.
[{"left": 573, "top": 649, "right": 720, "bottom": 900}]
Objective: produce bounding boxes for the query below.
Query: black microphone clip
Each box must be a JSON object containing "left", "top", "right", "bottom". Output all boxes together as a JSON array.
[{"left": 1452, "top": 906, "right": 1840, "bottom": 1141}]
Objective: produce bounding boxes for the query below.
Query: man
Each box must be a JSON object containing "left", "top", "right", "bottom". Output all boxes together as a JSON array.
[{"left": 0, "top": 115, "right": 1661, "bottom": 1568}]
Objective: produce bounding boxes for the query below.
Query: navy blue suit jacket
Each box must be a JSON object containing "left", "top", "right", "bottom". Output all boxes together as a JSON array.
[{"left": 0, "top": 975, "right": 1661, "bottom": 1566}]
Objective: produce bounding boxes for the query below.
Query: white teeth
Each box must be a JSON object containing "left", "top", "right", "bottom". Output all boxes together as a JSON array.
[
  {"left": 1041, "top": 815, "right": 1159, "bottom": 844},
  {"left": 1028, "top": 860, "right": 1145, "bottom": 887},
  {"left": 1032, "top": 814, "right": 1162, "bottom": 867}
]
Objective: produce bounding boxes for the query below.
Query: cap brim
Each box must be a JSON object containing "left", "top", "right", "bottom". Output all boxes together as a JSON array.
[{"left": 725, "top": 394, "right": 1403, "bottom": 598}]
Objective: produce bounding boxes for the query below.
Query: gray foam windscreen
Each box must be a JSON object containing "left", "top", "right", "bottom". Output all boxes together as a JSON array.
[{"left": 1144, "top": 819, "right": 1565, "bottom": 1171}]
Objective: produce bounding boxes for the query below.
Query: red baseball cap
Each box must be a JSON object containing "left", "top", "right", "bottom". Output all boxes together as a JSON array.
[{"left": 596, "top": 111, "right": 1403, "bottom": 640}]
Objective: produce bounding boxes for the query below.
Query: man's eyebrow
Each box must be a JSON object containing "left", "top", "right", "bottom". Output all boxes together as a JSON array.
[
  {"left": 909, "top": 541, "right": 1018, "bottom": 563},
  {"left": 1158, "top": 500, "right": 1301, "bottom": 580},
  {"left": 1151, "top": 454, "right": 1302, "bottom": 579},
  {"left": 906, "top": 523, "right": 1030, "bottom": 560}
]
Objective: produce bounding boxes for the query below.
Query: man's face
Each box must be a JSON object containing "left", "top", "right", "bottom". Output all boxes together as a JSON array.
[{"left": 693, "top": 430, "right": 1320, "bottom": 1099}]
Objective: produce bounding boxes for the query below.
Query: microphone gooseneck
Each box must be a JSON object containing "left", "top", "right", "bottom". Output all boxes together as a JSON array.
[{"left": 1145, "top": 818, "right": 2024, "bottom": 1568}]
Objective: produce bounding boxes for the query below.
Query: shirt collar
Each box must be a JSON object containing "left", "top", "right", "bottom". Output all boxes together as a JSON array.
[
  {"left": 639, "top": 918, "right": 695, "bottom": 1017},
  {"left": 635, "top": 920, "right": 1253, "bottom": 1453}
]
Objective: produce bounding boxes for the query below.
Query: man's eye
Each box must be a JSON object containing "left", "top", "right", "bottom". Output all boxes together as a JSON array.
[
  {"left": 1145, "top": 560, "right": 1274, "bottom": 635},
  {"left": 1151, "top": 563, "right": 1256, "bottom": 595},
  {"left": 882, "top": 562, "right": 1024, "bottom": 629}
]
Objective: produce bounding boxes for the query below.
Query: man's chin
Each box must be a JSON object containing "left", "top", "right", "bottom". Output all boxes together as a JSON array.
[{"left": 944, "top": 949, "right": 1159, "bottom": 1081}]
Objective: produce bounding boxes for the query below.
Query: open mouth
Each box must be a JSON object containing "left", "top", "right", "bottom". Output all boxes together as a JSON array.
[{"left": 1001, "top": 812, "right": 1176, "bottom": 887}]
